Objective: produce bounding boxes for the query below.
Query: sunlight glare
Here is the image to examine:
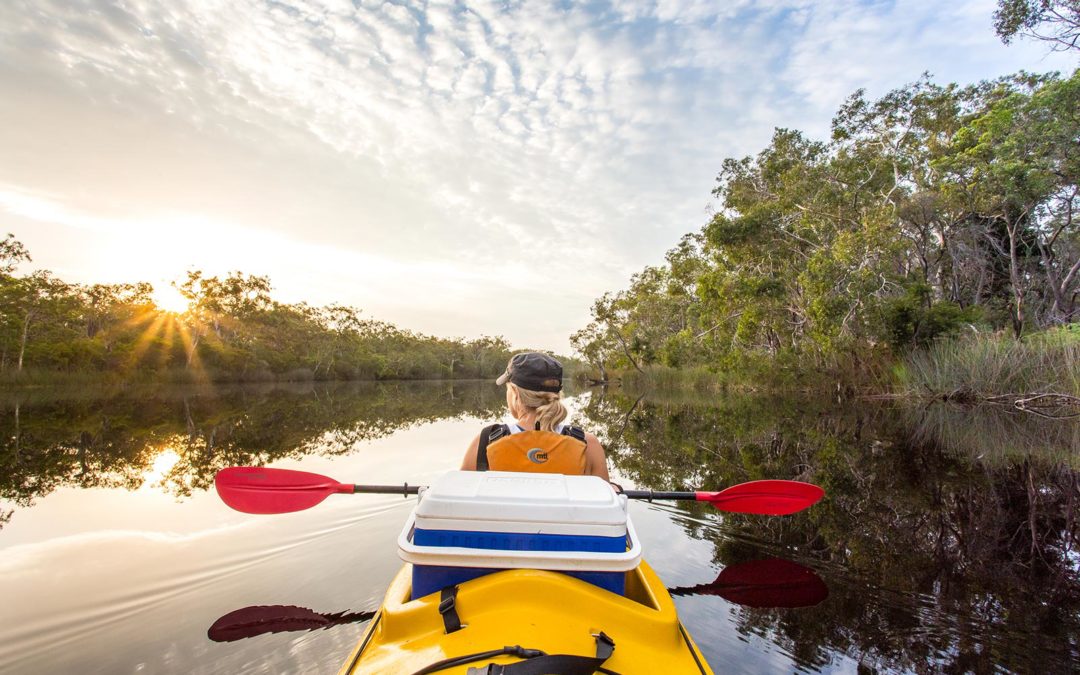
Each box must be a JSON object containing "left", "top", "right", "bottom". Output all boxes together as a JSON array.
[
  {"left": 141, "top": 448, "right": 181, "bottom": 489},
  {"left": 153, "top": 285, "right": 190, "bottom": 314}
]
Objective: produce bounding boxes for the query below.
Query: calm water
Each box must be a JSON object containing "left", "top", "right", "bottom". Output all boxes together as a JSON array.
[{"left": 1, "top": 381, "right": 1078, "bottom": 674}]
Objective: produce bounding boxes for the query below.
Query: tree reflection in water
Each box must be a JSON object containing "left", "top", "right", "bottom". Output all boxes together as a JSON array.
[
  {"left": 2, "top": 382, "right": 1076, "bottom": 671},
  {"left": 0, "top": 381, "right": 506, "bottom": 523},
  {"left": 579, "top": 387, "right": 1080, "bottom": 673}
]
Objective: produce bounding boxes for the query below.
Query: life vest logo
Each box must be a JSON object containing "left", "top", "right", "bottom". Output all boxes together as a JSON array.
[{"left": 526, "top": 448, "right": 549, "bottom": 464}]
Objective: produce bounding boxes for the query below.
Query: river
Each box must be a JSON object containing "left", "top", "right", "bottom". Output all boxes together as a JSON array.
[{"left": 1, "top": 381, "right": 1077, "bottom": 673}]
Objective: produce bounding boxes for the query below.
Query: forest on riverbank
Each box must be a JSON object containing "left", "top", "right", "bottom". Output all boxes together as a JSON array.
[
  {"left": 0, "top": 237, "right": 518, "bottom": 384},
  {"left": 571, "top": 62, "right": 1079, "bottom": 400}
]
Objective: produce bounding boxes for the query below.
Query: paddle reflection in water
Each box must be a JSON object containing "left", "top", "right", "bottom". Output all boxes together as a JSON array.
[
  {"left": 208, "top": 605, "right": 377, "bottom": 643},
  {"left": 667, "top": 558, "right": 829, "bottom": 609},
  {"left": 208, "top": 558, "right": 826, "bottom": 644}
]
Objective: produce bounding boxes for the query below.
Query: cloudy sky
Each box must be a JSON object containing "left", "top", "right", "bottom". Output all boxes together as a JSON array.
[{"left": 0, "top": 0, "right": 1073, "bottom": 351}]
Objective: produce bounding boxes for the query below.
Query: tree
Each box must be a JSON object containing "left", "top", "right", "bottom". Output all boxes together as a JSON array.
[
  {"left": 0, "top": 234, "right": 30, "bottom": 275},
  {"left": 575, "top": 70, "right": 1078, "bottom": 372},
  {"left": 6, "top": 272, "right": 81, "bottom": 372},
  {"left": 994, "top": 0, "right": 1080, "bottom": 51}
]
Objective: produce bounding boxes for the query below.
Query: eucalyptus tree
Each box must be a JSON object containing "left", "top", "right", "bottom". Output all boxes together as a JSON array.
[
  {"left": 574, "top": 69, "right": 1078, "bottom": 376},
  {"left": 995, "top": 0, "right": 1080, "bottom": 51}
]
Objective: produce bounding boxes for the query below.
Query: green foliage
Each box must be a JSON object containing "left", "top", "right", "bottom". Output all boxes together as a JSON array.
[
  {"left": 573, "top": 69, "right": 1080, "bottom": 392},
  {"left": 994, "top": 0, "right": 1080, "bottom": 50},
  {"left": 880, "top": 284, "right": 984, "bottom": 349}
]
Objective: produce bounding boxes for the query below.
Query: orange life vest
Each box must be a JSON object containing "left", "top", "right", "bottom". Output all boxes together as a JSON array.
[{"left": 476, "top": 423, "right": 588, "bottom": 475}]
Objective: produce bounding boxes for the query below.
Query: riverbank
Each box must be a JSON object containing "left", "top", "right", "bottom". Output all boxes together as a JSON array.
[{"left": 584, "top": 326, "right": 1080, "bottom": 408}]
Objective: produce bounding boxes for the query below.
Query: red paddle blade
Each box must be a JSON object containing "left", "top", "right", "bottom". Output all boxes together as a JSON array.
[
  {"left": 698, "top": 480, "right": 824, "bottom": 515},
  {"left": 215, "top": 467, "right": 351, "bottom": 514},
  {"left": 710, "top": 558, "right": 829, "bottom": 608}
]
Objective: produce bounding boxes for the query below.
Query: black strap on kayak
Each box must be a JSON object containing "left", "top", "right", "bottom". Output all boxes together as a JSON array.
[
  {"left": 465, "top": 632, "right": 617, "bottom": 675},
  {"left": 411, "top": 632, "right": 617, "bottom": 675},
  {"left": 412, "top": 646, "right": 545, "bottom": 675},
  {"left": 439, "top": 586, "right": 464, "bottom": 634}
]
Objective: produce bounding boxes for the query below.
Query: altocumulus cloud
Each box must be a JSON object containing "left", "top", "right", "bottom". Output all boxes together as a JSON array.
[{"left": 0, "top": 0, "right": 1071, "bottom": 349}]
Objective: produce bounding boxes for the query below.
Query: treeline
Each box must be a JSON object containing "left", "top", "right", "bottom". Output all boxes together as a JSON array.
[
  {"left": 573, "top": 69, "right": 1079, "bottom": 382},
  {"left": 0, "top": 237, "right": 516, "bottom": 382}
]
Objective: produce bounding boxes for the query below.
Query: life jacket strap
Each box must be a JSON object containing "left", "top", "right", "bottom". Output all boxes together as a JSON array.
[{"left": 475, "top": 424, "right": 510, "bottom": 471}]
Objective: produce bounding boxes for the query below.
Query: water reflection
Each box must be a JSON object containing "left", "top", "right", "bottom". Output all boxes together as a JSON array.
[
  {"left": 207, "top": 605, "right": 376, "bottom": 643},
  {"left": 580, "top": 388, "right": 1080, "bottom": 673},
  {"left": 209, "top": 557, "right": 825, "bottom": 644},
  {"left": 1, "top": 382, "right": 1077, "bottom": 673},
  {"left": 667, "top": 558, "right": 828, "bottom": 608},
  {"left": 0, "top": 381, "right": 505, "bottom": 526}
]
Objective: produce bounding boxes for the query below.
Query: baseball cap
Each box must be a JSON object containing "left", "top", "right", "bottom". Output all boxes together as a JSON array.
[{"left": 495, "top": 352, "right": 563, "bottom": 393}]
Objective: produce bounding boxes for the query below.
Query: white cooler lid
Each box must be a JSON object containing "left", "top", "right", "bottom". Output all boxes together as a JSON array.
[{"left": 415, "top": 470, "right": 627, "bottom": 528}]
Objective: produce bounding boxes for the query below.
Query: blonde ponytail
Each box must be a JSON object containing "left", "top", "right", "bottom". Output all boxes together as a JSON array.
[{"left": 508, "top": 383, "right": 568, "bottom": 432}]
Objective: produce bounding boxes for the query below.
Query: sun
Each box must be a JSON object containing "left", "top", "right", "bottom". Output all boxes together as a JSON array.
[{"left": 153, "top": 284, "right": 190, "bottom": 314}]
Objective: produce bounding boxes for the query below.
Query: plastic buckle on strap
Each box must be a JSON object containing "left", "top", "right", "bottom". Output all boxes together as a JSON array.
[
  {"left": 438, "top": 593, "right": 456, "bottom": 616},
  {"left": 439, "top": 585, "right": 464, "bottom": 633},
  {"left": 592, "top": 631, "right": 616, "bottom": 660}
]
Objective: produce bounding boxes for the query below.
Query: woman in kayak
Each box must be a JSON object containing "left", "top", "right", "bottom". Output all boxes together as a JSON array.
[{"left": 460, "top": 352, "right": 611, "bottom": 480}]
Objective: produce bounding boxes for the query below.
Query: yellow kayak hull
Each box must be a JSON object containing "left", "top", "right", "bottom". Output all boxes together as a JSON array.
[{"left": 340, "top": 561, "right": 713, "bottom": 674}]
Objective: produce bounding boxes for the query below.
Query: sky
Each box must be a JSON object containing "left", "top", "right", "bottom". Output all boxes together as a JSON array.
[{"left": 0, "top": 0, "right": 1074, "bottom": 352}]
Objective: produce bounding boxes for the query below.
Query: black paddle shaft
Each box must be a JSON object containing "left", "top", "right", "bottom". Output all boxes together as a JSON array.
[
  {"left": 351, "top": 484, "right": 422, "bottom": 497},
  {"left": 349, "top": 485, "right": 694, "bottom": 501},
  {"left": 622, "top": 490, "right": 697, "bottom": 502}
]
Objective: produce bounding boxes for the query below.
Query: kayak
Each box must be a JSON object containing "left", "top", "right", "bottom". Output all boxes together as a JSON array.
[
  {"left": 212, "top": 466, "right": 822, "bottom": 674},
  {"left": 339, "top": 560, "right": 713, "bottom": 674}
]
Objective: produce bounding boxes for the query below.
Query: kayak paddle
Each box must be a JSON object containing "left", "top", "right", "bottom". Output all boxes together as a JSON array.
[
  {"left": 668, "top": 558, "right": 828, "bottom": 608},
  {"left": 215, "top": 467, "right": 824, "bottom": 516},
  {"left": 208, "top": 559, "right": 826, "bottom": 642},
  {"left": 621, "top": 482, "right": 824, "bottom": 516},
  {"left": 214, "top": 467, "right": 421, "bottom": 515}
]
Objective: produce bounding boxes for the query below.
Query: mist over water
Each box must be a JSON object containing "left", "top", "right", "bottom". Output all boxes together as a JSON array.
[{"left": 2, "top": 382, "right": 1077, "bottom": 673}]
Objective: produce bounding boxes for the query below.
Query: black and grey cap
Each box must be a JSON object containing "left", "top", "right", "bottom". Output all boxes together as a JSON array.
[{"left": 495, "top": 352, "right": 563, "bottom": 393}]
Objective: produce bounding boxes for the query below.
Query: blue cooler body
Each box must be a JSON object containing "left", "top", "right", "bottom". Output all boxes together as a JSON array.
[{"left": 397, "top": 471, "right": 641, "bottom": 599}]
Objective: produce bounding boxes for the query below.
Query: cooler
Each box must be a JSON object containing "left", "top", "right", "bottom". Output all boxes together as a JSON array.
[{"left": 397, "top": 470, "right": 641, "bottom": 599}]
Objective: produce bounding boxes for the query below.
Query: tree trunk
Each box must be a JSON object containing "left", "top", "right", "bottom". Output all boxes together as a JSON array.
[
  {"left": 613, "top": 331, "right": 644, "bottom": 373},
  {"left": 186, "top": 332, "right": 201, "bottom": 369},
  {"left": 17, "top": 311, "right": 30, "bottom": 372},
  {"left": 13, "top": 401, "right": 20, "bottom": 459},
  {"left": 1006, "top": 220, "right": 1025, "bottom": 339}
]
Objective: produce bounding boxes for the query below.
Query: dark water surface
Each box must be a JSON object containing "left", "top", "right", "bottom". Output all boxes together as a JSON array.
[{"left": 1, "top": 382, "right": 1077, "bottom": 674}]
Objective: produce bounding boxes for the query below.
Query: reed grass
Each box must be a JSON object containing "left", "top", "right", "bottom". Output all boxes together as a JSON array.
[{"left": 896, "top": 326, "right": 1080, "bottom": 398}]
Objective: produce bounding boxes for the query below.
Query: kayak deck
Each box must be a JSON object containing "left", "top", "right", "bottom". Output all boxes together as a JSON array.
[{"left": 340, "top": 561, "right": 712, "bottom": 674}]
